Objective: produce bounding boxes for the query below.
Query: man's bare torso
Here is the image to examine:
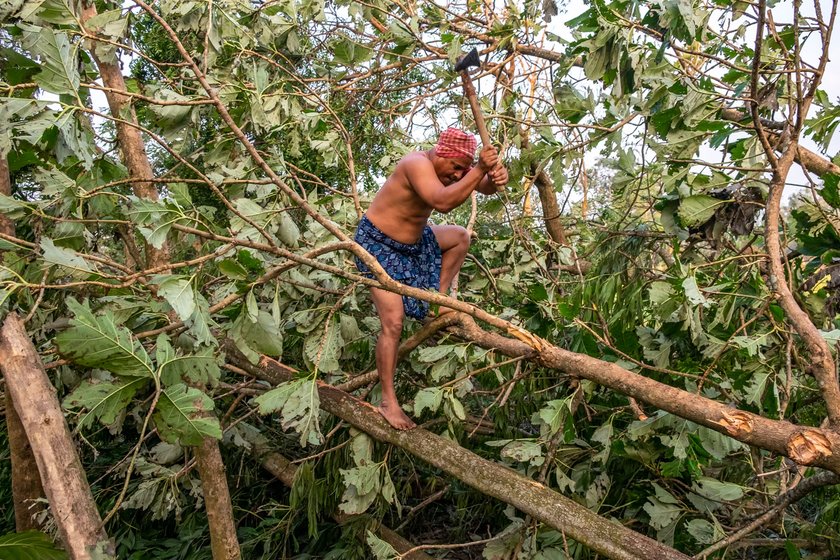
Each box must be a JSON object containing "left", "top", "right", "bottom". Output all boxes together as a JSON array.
[{"left": 365, "top": 151, "right": 437, "bottom": 245}]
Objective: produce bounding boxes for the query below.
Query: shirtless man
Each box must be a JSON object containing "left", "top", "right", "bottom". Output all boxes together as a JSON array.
[{"left": 354, "top": 128, "right": 509, "bottom": 430}]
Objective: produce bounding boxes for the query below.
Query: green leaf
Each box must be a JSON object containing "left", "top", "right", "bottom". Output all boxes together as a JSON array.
[
  {"left": 303, "top": 317, "right": 343, "bottom": 374},
  {"left": 685, "top": 519, "right": 717, "bottom": 544},
  {"left": 64, "top": 377, "right": 148, "bottom": 431},
  {"left": 349, "top": 429, "right": 373, "bottom": 465},
  {"left": 231, "top": 198, "right": 273, "bottom": 232},
  {"left": 339, "top": 464, "right": 380, "bottom": 514},
  {"left": 643, "top": 485, "right": 683, "bottom": 530},
  {"left": 218, "top": 259, "right": 248, "bottom": 280},
  {"left": 429, "top": 356, "right": 456, "bottom": 382},
  {"left": 277, "top": 213, "right": 300, "bottom": 247},
  {"left": 154, "top": 275, "right": 196, "bottom": 322},
  {"left": 0, "top": 193, "right": 28, "bottom": 220},
  {"left": 82, "top": 8, "right": 128, "bottom": 60},
  {"left": 744, "top": 368, "right": 772, "bottom": 405},
  {"left": 41, "top": 237, "right": 96, "bottom": 275},
  {"left": 695, "top": 425, "right": 746, "bottom": 459},
  {"left": 0, "top": 531, "right": 68, "bottom": 560},
  {"left": 822, "top": 173, "right": 840, "bottom": 208},
  {"left": 692, "top": 477, "right": 744, "bottom": 501},
  {"left": 55, "top": 111, "right": 96, "bottom": 170},
  {"left": 246, "top": 289, "right": 259, "bottom": 322},
  {"left": 785, "top": 540, "right": 802, "bottom": 560},
  {"left": 339, "top": 314, "right": 361, "bottom": 342},
  {"left": 448, "top": 394, "right": 466, "bottom": 420},
  {"left": 128, "top": 197, "right": 179, "bottom": 248},
  {"left": 500, "top": 440, "right": 543, "bottom": 463},
  {"left": 253, "top": 378, "right": 323, "bottom": 447},
  {"left": 146, "top": 87, "right": 194, "bottom": 132},
  {"left": 233, "top": 310, "right": 283, "bottom": 361},
  {"left": 186, "top": 292, "right": 216, "bottom": 347},
  {"left": 19, "top": 0, "right": 77, "bottom": 25},
  {"left": 365, "top": 531, "right": 398, "bottom": 560},
  {"left": 157, "top": 335, "right": 220, "bottom": 387},
  {"left": 413, "top": 387, "right": 443, "bottom": 416},
  {"left": 536, "top": 398, "right": 572, "bottom": 436},
  {"left": 677, "top": 194, "right": 726, "bottom": 227},
  {"left": 32, "top": 165, "right": 75, "bottom": 197},
  {"left": 56, "top": 298, "right": 155, "bottom": 378},
  {"left": 0, "top": 47, "right": 40, "bottom": 86},
  {"left": 682, "top": 275, "right": 708, "bottom": 306},
  {"left": 28, "top": 27, "right": 80, "bottom": 95},
  {"left": 416, "top": 344, "right": 456, "bottom": 362},
  {"left": 154, "top": 384, "right": 221, "bottom": 446},
  {"left": 636, "top": 327, "right": 673, "bottom": 368}
]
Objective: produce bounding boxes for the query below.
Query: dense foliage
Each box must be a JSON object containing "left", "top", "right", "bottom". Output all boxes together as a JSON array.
[{"left": 1, "top": 0, "right": 840, "bottom": 558}]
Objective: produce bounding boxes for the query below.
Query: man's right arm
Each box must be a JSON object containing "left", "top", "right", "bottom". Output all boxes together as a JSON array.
[{"left": 404, "top": 158, "right": 486, "bottom": 213}]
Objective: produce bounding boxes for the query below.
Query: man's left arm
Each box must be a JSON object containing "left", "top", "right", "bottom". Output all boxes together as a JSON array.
[{"left": 476, "top": 165, "right": 508, "bottom": 195}]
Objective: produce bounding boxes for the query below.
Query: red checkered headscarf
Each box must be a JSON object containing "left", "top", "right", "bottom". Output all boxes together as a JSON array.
[{"left": 434, "top": 128, "right": 477, "bottom": 160}]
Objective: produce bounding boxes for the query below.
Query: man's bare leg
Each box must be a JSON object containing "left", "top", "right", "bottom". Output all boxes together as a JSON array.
[
  {"left": 370, "top": 287, "right": 416, "bottom": 430},
  {"left": 431, "top": 225, "right": 471, "bottom": 313}
]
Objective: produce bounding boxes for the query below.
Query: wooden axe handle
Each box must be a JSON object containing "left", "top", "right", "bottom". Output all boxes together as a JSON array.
[{"left": 459, "top": 71, "right": 492, "bottom": 148}]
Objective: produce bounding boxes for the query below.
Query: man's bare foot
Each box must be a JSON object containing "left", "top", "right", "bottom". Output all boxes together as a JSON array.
[{"left": 378, "top": 402, "right": 416, "bottom": 430}]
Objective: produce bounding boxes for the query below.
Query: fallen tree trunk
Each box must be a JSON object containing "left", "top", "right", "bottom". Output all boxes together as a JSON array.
[
  {"left": 449, "top": 315, "right": 840, "bottom": 474},
  {"left": 226, "top": 350, "right": 691, "bottom": 560},
  {"left": 235, "top": 428, "right": 433, "bottom": 560},
  {"left": 0, "top": 314, "right": 111, "bottom": 559}
]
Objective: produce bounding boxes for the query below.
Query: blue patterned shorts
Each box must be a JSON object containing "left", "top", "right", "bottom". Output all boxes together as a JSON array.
[{"left": 354, "top": 215, "right": 442, "bottom": 320}]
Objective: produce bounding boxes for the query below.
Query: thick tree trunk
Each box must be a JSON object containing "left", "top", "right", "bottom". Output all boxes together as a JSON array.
[
  {"left": 193, "top": 439, "right": 241, "bottom": 560},
  {"left": 227, "top": 351, "right": 691, "bottom": 560},
  {"left": 80, "top": 2, "right": 168, "bottom": 270},
  {"left": 0, "top": 314, "right": 111, "bottom": 559},
  {"left": 240, "top": 431, "right": 433, "bottom": 560},
  {"left": 518, "top": 133, "right": 567, "bottom": 245},
  {"left": 5, "top": 392, "right": 46, "bottom": 531},
  {"left": 79, "top": 10, "right": 241, "bottom": 557},
  {"left": 0, "top": 156, "right": 11, "bottom": 233},
  {"left": 0, "top": 154, "right": 46, "bottom": 531}
]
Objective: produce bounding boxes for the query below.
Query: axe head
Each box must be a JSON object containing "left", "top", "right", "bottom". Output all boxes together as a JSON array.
[{"left": 454, "top": 48, "right": 480, "bottom": 73}]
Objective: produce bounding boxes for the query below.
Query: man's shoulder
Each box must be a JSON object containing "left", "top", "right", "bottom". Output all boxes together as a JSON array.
[{"left": 397, "top": 151, "right": 433, "bottom": 168}]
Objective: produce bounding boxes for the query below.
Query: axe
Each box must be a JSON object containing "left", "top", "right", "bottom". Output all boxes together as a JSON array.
[{"left": 454, "top": 48, "right": 492, "bottom": 150}]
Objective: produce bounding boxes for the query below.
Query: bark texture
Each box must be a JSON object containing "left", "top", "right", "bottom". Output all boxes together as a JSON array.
[
  {"left": 5, "top": 391, "right": 46, "bottom": 531},
  {"left": 80, "top": 2, "right": 168, "bottom": 269},
  {"left": 516, "top": 128, "right": 568, "bottom": 245},
  {"left": 0, "top": 314, "right": 110, "bottom": 559},
  {"left": 193, "top": 438, "right": 242, "bottom": 560},
  {"left": 0, "top": 154, "right": 46, "bottom": 531},
  {"left": 227, "top": 350, "right": 691, "bottom": 560},
  {"left": 763, "top": 145, "right": 840, "bottom": 427}
]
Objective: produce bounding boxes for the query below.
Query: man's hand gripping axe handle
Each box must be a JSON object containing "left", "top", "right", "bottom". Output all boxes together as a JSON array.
[{"left": 454, "top": 48, "right": 493, "bottom": 149}]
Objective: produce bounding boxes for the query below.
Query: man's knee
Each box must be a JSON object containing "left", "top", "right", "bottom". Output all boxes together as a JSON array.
[
  {"left": 379, "top": 314, "right": 404, "bottom": 338},
  {"left": 454, "top": 226, "right": 471, "bottom": 252}
]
